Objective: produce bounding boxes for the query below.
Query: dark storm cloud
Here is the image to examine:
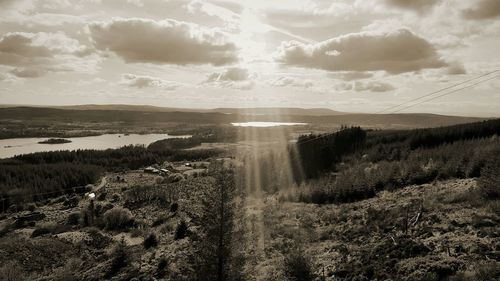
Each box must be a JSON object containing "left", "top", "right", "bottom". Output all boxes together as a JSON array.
[
  {"left": 88, "top": 18, "right": 239, "bottom": 66},
  {"left": 275, "top": 29, "right": 448, "bottom": 74}
]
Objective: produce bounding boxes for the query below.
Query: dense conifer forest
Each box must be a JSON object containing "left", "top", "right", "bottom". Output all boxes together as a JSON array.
[
  {"left": 289, "top": 119, "right": 500, "bottom": 204},
  {"left": 0, "top": 145, "right": 222, "bottom": 210}
]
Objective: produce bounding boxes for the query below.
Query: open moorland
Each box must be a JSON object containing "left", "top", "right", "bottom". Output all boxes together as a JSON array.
[
  {"left": 0, "top": 105, "right": 486, "bottom": 139},
  {"left": 0, "top": 115, "right": 499, "bottom": 281}
]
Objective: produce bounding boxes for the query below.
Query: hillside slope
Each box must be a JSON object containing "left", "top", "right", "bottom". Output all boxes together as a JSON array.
[{"left": 260, "top": 178, "right": 499, "bottom": 280}]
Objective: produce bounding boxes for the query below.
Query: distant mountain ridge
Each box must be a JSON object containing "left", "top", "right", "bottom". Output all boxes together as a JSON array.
[
  {"left": 0, "top": 105, "right": 490, "bottom": 129},
  {"left": 0, "top": 104, "right": 344, "bottom": 116},
  {"left": 211, "top": 107, "right": 345, "bottom": 116},
  {"left": 51, "top": 104, "right": 345, "bottom": 116}
]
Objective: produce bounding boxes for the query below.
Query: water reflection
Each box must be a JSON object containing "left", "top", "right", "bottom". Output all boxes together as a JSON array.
[{"left": 0, "top": 134, "right": 190, "bottom": 158}]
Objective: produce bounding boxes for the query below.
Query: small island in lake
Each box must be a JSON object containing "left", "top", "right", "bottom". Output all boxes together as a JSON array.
[{"left": 38, "top": 138, "right": 72, "bottom": 144}]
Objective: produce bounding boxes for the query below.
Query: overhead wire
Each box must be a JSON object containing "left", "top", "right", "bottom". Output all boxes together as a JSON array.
[{"left": 297, "top": 70, "right": 500, "bottom": 145}]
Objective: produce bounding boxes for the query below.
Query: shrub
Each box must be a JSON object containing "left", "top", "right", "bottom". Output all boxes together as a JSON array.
[
  {"left": 26, "top": 203, "right": 36, "bottom": 212},
  {"left": 143, "top": 233, "right": 158, "bottom": 249},
  {"left": 81, "top": 201, "right": 96, "bottom": 227},
  {"left": 478, "top": 154, "right": 500, "bottom": 200},
  {"left": 449, "top": 261, "right": 500, "bottom": 281},
  {"left": 106, "top": 238, "right": 128, "bottom": 278},
  {"left": 472, "top": 261, "right": 500, "bottom": 281},
  {"left": 97, "top": 192, "right": 107, "bottom": 201},
  {"left": 103, "top": 207, "right": 133, "bottom": 230},
  {"left": 283, "top": 248, "right": 314, "bottom": 281},
  {"left": 160, "top": 221, "right": 176, "bottom": 234},
  {"left": 124, "top": 185, "right": 171, "bottom": 209},
  {"left": 152, "top": 216, "right": 168, "bottom": 227},
  {"left": 67, "top": 212, "right": 81, "bottom": 225},
  {"left": 0, "top": 261, "right": 26, "bottom": 281},
  {"left": 31, "top": 223, "right": 72, "bottom": 237},
  {"left": 52, "top": 258, "right": 82, "bottom": 281},
  {"left": 170, "top": 202, "right": 178, "bottom": 213},
  {"left": 174, "top": 220, "right": 188, "bottom": 240},
  {"left": 130, "top": 227, "right": 143, "bottom": 238},
  {"left": 94, "top": 203, "right": 114, "bottom": 216},
  {"left": 31, "top": 227, "right": 51, "bottom": 238},
  {"left": 110, "top": 193, "right": 121, "bottom": 203},
  {"left": 155, "top": 258, "right": 168, "bottom": 279},
  {"left": 83, "top": 227, "right": 113, "bottom": 248}
]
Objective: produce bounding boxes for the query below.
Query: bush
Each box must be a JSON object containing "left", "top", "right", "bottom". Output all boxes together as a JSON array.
[
  {"left": 478, "top": 154, "right": 500, "bottom": 200},
  {"left": 110, "top": 193, "right": 121, "bottom": 203},
  {"left": 449, "top": 261, "right": 500, "bottom": 281},
  {"left": 67, "top": 212, "right": 81, "bottom": 225},
  {"left": 143, "top": 233, "right": 158, "bottom": 249},
  {"left": 31, "top": 223, "right": 71, "bottom": 237},
  {"left": 83, "top": 227, "right": 113, "bottom": 248},
  {"left": 106, "top": 238, "right": 128, "bottom": 278},
  {"left": 103, "top": 207, "right": 133, "bottom": 230},
  {"left": 174, "top": 220, "right": 188, "bottom": 240},
  {"left": 31, "top": 227, "right": 51, "bottom": 238},
  {"left": 155, "top": 258, "right": 168, "bottom": 279},
  {"left": 170, "top": 202, "right": 178, "bottom": 213},
  {"left": 26, "top": 203, "right": 36, "bottom": 212},
  {"left": 283, "top": 248, "right": 314, "bottom": 281},
  {"left": 52, "top": 258, "right": 82, "bottom": 281},
  {"left": 152, "top": 216, "right": 168, "bottom": 227},
  {"left": 0, "top": 261, "right": 26, "bottom": 281}
]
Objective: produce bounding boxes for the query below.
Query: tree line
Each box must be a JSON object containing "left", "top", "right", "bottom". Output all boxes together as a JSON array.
[
  {"left": 0, "top": 144, "right": 223, "bottom": 211},
  {"left": 288, "top": 119, "right": 500, "bottom": 204}
]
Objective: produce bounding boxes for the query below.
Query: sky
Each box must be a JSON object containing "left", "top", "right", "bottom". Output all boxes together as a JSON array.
[{"left": 0, "top": 0, "right": 499, "bottom": 117}]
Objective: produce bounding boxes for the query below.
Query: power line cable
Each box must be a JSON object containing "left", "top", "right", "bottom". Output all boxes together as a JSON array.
[
  {"left": 374, "top": 69, "right": 500, "bottom": 114},
  {"left": 298, "top": 70, "right": 499, "bottom": 145},
  {"left": 392, "top": 74, "right": 500, "bottom": 113}
]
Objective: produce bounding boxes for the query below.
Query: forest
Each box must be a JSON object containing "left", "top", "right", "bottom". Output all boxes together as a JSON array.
[
  {"left": 0, "top": 119, "right": 499, "bottom": 280},
  {"left": 148, "top": 126, "right": 237, "bottom": 150},
  {"left": 0, "top": 145, "right": 223, "bottom": 211},
  {"left": 288, "top": 119, "right": 500, "bottom": 204}
]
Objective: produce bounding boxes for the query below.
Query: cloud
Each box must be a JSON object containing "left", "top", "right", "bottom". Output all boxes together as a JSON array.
[
  {"left": 275, "top": 29, "right": 448, "bottom": 74},
  {"left": 334, "top": 72, "right": 374, "bottom": 81},
  {"left": 0, "top": 31, "right": 93, "bottom": 77},
  {"left": 203, "top": 67, "right": 255, "bottom": 90},
  {"left": 446, "top": 63, "right": 466, "bottom": 75},
  {"left": 384, "top": 0, "right": 440, "bottom": 13},
  {"left": 88, "top": 18, "right": 238, "bottom": 66},
  {"left": 0, "top": 32, "right": 86, "bottom": 61},
  {"left": 208, "top": 67, "right": 249, "bottom": 81},
  {"left": 10, "top": 68, "right": 47, "bottom": 78},
  {"left": 120, "top": 74, "right": 182, "bottom": 90},
  {"left": 462, "top": 0, "right": 500, "bottom": 20},
  {"left": 354, "top": 81, "right": 395, "bottom": 92},
  {"left": 211, "top": 1, "right": 244, "bottom": 14},
  {"left": 270, "top": 76, "right": 314, "bottom": 88}
]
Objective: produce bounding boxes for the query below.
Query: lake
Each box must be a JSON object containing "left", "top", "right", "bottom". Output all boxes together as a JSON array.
[
  {"left": 231, "top": 122, "right": 307, "bottom": 127},
  {"left": 0, "top": 134, "right": 190, "bottom": 159}
]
